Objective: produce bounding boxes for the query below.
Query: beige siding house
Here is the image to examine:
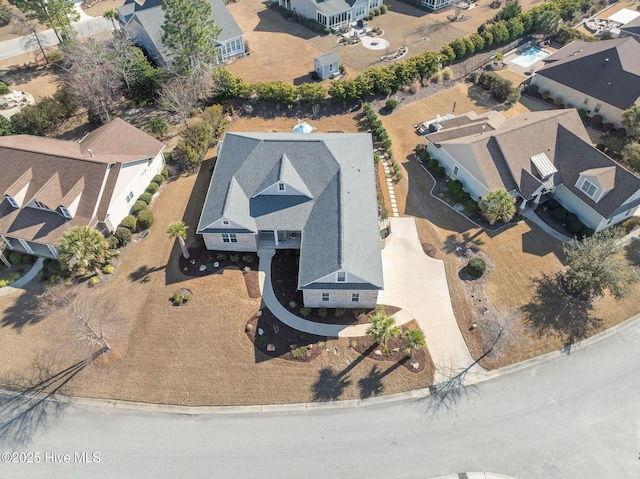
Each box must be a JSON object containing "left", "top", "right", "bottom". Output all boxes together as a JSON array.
[
  {"left": 531, "top": 38, "right": 640, "bottom": 128},
  {"left": 0, "top": 119, "right": 165, "bottom": 259},
  {"left": 197, "top": 132, "right": 383, "bottom": 308},
  {"left": 425, "top": 109, "right": 640, "bottom": 232}
]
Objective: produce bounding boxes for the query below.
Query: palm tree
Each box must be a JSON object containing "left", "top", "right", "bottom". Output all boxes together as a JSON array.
[
  {"left": 167, "top": 221, "right": 190, "bottom": 259},
  {"left": 403, "top": 327, "right": 426, "bottom": 358},
  {"left": 366, "top": 309, "right": 400, "bottom": 353},
  {"left": 479, "top": 189, "right": 516, "bottom": 225},
  {"left": 103, "top": 9, "right": 118, "bottom": 31},
  {"left": 57, "top": 226, "right": 116, "bottom": 277}
]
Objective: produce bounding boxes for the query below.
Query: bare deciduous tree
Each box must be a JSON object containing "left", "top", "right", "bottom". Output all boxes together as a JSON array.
[
  {"left": 38, "top": 285, "right": 119, "bottom": 364},
  {"left": 12, "top": 9, "right": 51, "bottom": 64},
  {"left": 157, "top": 75, "right": 201, "bottom": 124}
]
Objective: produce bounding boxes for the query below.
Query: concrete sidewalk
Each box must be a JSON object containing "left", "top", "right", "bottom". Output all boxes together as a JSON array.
[{"left": 258, "top": 217, "right": 484, "bottom": 382}]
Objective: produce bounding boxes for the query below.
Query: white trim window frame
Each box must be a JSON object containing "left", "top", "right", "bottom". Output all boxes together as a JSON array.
[
  {"left": 5, "top": 195, "right": 18, "bottom": 208},
  {"left": 337, "top": 271, "right": 346, "bottom": 282},
  {"left": 580, "top": 178, "right": 598, "bottom": 198},
  {"left": 222, "top": 233, "right": 238, "bottom": 243},
  {"left": 351, "top": 292, "right": 360, "bottom": 302},
  {"left": 321, "top": 292, "right": 330, "bottom": 302}
]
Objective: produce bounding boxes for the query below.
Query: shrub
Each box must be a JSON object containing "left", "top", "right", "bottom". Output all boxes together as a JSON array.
[
  {"left": 9, "top": 252, "right": 22, "bottom": 265},
  {"left": 161, "top": 169, "right": 169, "bottom": 179},
  {"left": 434, "top": 166, "right": 446, "bottom": 177},
  {"left": 132, "top": 200, "right": 148, "bottom": 215},
  {"left": 545, "top": 198, "right": 560, "bottom": 210},
  {"left": 442, "top": 68, "right": 452, "bottom": 81},
  {"left": 115, "top": 226, "right": 132, "bottom": 246},
  {"left": 289, "top": 301, "right": 297, "bottom": 309},
  {"left": 591, "top": 115, "right": 603, "bottom": 127},
  {"left": 334, "top": 307, "right": 346, "bottom": 317},
  {"left": 553, "top": 97, "right": 563, "bottom": 106},
  {"left": 385, "top": 99, "right": 398, "bottom": 111},
  {"left": 230, "top": 254, "right": 239, "bottom": 263},
  {"left": 565, "top": 213, "right": 578, "bottom": 223},
  {"left": 318, "top": 308, "right": 327, "bottom": 317},
  {"left": 107, "top": 235, "right": 119, "bottom": 249},
  {"left": 467, "top": 257, "right": 486, "bottom": 277},
  {"left": 380, "top": 4, "right": 387, "bottom": 13},
  {"left": 602, "top": 122, "right": 615, "bottom": 132},
  {"left": 148, "top": 117, "right": 168, "bottom": 138},
  {"left": 103, "top": 264, "right": 114, "bottom": 274},
  {"left": 138, "top": 192, "right": 153, "bottom": 205},
  {"left": 541, "top": 91, "right": 551, "bottom": 100},
  {"left": 216, "top": 253, "right": 227, "bottom": 261},
  {"left": 46, "top": 260, "right": 62, "bottom": 274},
  {"left": 146, "top": 182, "right": 159, "bottom": 194},
  {"left": 137, "top": 209, "right": 155, "bottom": 229},
  {"left": 581, "top": 227, "right": 595, "bottom": 237},
  {"left": 120, "top": 215, "right": 137, "bottom": 232},
  {"left": 621, "top": 217, "right": 639, "bottom": 233},
  {"left": 0, "top": 81, "right": 9, "bottom": 95},
  {"left": 22, "top": 255, "right": 34, "bottom": 265},
  {"left": 577, "top": 108, "right": 587, "bottom": 118},
  {"left": 567, "top": 220, "right": 583, "bottom": 234},
  {"left": 89, "top": 276, "right": 100, "bottom": 286},
  {"left": 299, "top": 307, "right": 311, "bottom": 317},
  {"left": 242, "top": 255, "right": 254, "bottom": 263},
  {"left": 552, "top": 207, "right": 568, "bottom": 222},
  {"left": 428, "top": 158, "right": 439, "bottom": 170},
  {"left": 291, "top": 345, "right": 309, "bottom": 359},
  {"left": 527, "top": 84, "right": 539, "bottom": 95},
  {"left": 152, "top": 174, "right": 164, "bottom": 185},
  {"left": 448, "top": 179, "right": 464, "bottom": 196},
  {"left": 374, "top": 8, "right": 380, "bottom": 15}
]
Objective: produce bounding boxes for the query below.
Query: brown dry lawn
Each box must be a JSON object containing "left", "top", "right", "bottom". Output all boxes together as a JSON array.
[
  {"left": 380, "top": 85, "right": 640, "bottom": 369},
  {"left": 0, "top": 112, "right": 433, "bottom": 406}
]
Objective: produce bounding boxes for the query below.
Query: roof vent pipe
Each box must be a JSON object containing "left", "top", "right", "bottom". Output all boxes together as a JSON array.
[{"left": 88, "top": 148, "right": 94, "bottom": 157}]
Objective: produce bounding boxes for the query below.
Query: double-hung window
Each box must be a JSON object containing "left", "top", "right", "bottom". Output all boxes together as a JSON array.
[{"left": 222, "top": 233, "right": 238, "bottom": 243}]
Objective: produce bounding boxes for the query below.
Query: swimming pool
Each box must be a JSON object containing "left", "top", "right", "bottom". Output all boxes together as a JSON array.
[{"left": 511, "top": 47, "right": 549, "bottom": 68}]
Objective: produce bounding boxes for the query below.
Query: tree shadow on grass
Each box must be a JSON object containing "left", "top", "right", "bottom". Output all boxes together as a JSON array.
[
  {"left": 520, "top": 273, "right": 603, "bottom": 352},
  {"left": 357, "top": 357, "right": 410, "bottom": 399},
  {"left": 311, "top": 344, "right": 378, "bottom": 401},
  {"left": 441, "top": 231, "right": 484, "bottom": 257},
  {"left": 128, "top": 264, "right": 166, "bottom": 283},
  {"left": 0, "top": 285, "right": 43, "bottom": 330},
  {"left": 624, "top": 240, "right": 640, "bottom": 266},
  {"left": 0, "top": 349, "right": 105, "bottom": 447}
]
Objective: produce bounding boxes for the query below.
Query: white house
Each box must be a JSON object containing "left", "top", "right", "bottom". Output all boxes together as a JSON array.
[
  {"left": 279, "top": 0, "right": 384, "bottom": 29},
  {"left": 197, "top": 132, "right": 383, "bottom": 308},
  {"left": 424, "top": 109, "right": 640, "bottom": 232},
  {"left": 116, "top": 0, "right": 245, "bottom": 66},
  {"left": 0, "top": 119, "right": 165, "bottom": 259}
]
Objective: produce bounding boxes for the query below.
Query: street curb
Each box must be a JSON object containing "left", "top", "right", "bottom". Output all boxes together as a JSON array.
[{"left": 3, "top": 312, "right": 638, "bottom": 415}]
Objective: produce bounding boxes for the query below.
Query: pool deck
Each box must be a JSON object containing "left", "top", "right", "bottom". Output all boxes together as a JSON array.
[{"left": 504, "top": 43, "right": 558, "bottom": 76}]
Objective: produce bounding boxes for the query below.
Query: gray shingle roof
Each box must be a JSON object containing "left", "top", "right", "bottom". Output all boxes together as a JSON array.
[
  {"left": 620, "top": 15, "right": 640, "bottom": 36},
  {"left": 197, "top": 132, "right": 383, "bottom": 290},
  {"left": 314, "top": 51, "right": 340, "bottom": 67},
  {"left": 535, "top": 38, "right": 640, "bottom": 110},
  {"left": 117, "top": 0, "right": 243, "bottom": 64},
  {"left": 430, "top": 109, "right": 640, "bottom": 218}
]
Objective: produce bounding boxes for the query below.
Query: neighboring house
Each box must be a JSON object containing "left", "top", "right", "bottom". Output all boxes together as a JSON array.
[
  {"left": 116, "top": 0, "right": 244, "bottom": 67},
  {"left": 0, "top": 119, "right": 165, "bottom": 259},
  {"left": 620, "top": 15, "right": 640, "bottom": 41},
  {"left": 425, "top": 109, "right": 640, "bottom": 232},
  {"left": 530, "top": 38, "right": 640, "bottom": 127},
  {"left": 278, "top": 0, "right": 383, "bottom": 29},
  {"left": 313, "top": 51, "right": 340, "bottom": 80},
  {"left": 197, "top": 132, "right": 383, "bottom": 308}
]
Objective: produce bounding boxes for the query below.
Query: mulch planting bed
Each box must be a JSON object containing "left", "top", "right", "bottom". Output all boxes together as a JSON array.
[
  {"left": 179, "top": 243, "right": 260, "bottom": 298},
  {"left": 270, "top": 249, "right": 399, "bottom": 325},
  {"left": 349, "top": 322, "right": 429, "bottom": 373},
  {"left": 245, "top": 308, "right": 328, "bottom": 362}
]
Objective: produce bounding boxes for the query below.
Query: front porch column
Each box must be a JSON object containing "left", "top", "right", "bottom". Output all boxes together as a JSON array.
[
  {"left": 18, "top": 238, "right": 34, "bottom": 254},
  {"left": 532, "top": 191, "right": 543, "bottom": 208},
  {"left": 47, "top": 244, "right": 58, "bottom": 259},
  {"left": 518, "top": 197, "right": 527, "bottom": 213},
  {"left": 273, "top": 229, "right": 279, "bottom": 246}
]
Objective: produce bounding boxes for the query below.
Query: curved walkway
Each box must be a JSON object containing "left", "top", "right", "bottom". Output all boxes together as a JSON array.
[
  {"left": 258, "top": 217, "right": 484, "bottom": 382},
  {"left": 0, "top": 257, "right": 44, "bottom": 297}
]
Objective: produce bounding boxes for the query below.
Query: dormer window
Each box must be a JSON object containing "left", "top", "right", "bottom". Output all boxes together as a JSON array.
[
  {"left": 222, "top": 220, "right": 229, "bottom": 225},
  {"left": 4, "top": 195, "right": 18, "bottom": 208},
  {"left": 278, "top": 183, "right": 285, "bottom": 191},
  {"left": 337, "top": 271, "right": 346, "bottom": 282},
  {"left": 34, "top": 200, "right": 48, "bottom": 209},
  {"left": 580, "top": 179, "right": 598, "bottom": 198},
  {"left": 60, "top": 206, "right": 72, "bottom": 219}
]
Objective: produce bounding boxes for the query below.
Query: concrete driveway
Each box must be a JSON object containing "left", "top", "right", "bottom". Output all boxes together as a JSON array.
[{"left": 378, "top": 217, "right": 484, "bottom": 380}]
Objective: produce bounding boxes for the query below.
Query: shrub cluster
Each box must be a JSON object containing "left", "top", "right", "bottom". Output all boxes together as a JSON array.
[
  {"left": 447, "top": 179, "right": 478, "bottom": 213},
  {"left": 477, "top": 72, "right": 520, "bottom": 104},
  {"left": 363, "top": 103, "right": 392, "bottom": 152},
  {"left": 173, "top": 105, "right": 228, "bottom": 171},
  {"left": 7, "top": 89, "right": 75, "bottom": 136}
]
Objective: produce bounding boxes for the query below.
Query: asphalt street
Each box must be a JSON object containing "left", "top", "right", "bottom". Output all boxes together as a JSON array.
[{"left": 1, "top": 317, "right": 639, "bottom": 479}]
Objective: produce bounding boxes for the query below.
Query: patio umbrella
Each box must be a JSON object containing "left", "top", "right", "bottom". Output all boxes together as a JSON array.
[{"left": 293, "top": 121, "right": 315, "bottom": 133}]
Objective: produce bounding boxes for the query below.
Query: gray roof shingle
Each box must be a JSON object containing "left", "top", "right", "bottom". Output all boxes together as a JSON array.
[
  {"left": 197, "top": 132, "right": 383, "bottom": 290},
  {"left": 535, "top": 38, "right": 640, "bottom": 110}
]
